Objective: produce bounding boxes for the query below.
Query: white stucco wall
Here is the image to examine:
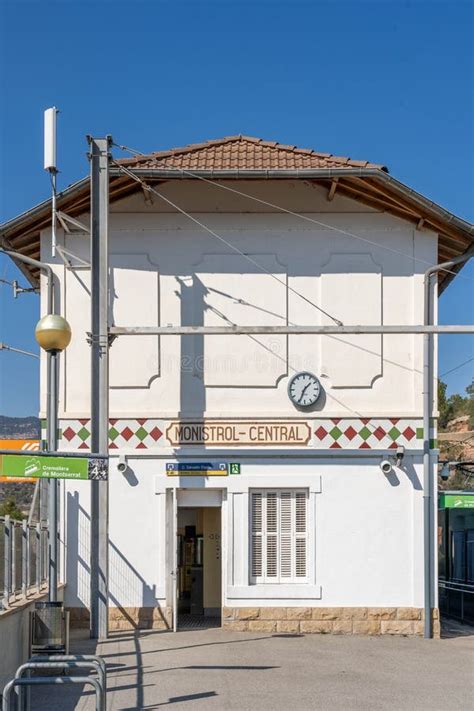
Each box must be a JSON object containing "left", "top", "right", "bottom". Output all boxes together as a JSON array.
[
  {"left": 38, "top": 181, "right": 438, "bottom": 420},
  {"left": 61, "top": 453, "right": 432, "bottom": 610},
  {"left": 41, "top": 179, "right": 439, "bottom": 614}
]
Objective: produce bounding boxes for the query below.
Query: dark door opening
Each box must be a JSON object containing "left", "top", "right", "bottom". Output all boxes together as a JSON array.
[{"left": 177, "top": 506, "right": 222, "bottom": 629}]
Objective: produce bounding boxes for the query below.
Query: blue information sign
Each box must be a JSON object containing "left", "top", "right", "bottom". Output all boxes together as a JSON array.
[{"left": 166, "top": 462, "right": 228, "bottom": 476}]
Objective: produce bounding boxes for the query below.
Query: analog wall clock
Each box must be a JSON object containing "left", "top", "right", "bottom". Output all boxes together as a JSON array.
[{"left": 288, "top": 371, "right": 322, "bottom": 408}]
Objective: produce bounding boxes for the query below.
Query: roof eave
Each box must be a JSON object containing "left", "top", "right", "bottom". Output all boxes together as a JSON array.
[
  {"left": 1, "top": 168, "right": 472, "bottom": 293},
  {"left": 0, "top": 176, "right": 89, "bottom": 238}
]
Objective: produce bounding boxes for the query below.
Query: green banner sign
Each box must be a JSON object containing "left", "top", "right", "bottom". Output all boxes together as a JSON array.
[
  {"left": 439, "top": 493, "right": 474, "bottom": 509},
  {"left": 0, "top": 454, "right": 108, "bottom": 481}
]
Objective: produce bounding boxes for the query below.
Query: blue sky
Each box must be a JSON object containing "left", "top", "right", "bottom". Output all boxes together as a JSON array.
[{"left": 0, "top": 0, "right": 473, "bottom": 417}]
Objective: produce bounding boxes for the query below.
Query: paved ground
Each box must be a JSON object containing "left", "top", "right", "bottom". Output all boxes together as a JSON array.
[{"left": 29, "top": 619, "right": 473, "bottom": 710}]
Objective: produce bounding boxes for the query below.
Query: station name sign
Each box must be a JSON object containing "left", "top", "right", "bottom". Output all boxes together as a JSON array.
[{"left": 166, "top": 420, "right": 311, "bottom": 447}]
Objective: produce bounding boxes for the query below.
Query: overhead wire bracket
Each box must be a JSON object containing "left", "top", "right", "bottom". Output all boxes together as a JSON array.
[{"left": 56, "top": 211, "right": 90, "bottom": 234}]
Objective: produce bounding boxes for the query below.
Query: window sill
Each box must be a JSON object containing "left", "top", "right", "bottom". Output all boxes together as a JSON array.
[{"left": 227, "top": 584, "right": 322, "bottom": 600}]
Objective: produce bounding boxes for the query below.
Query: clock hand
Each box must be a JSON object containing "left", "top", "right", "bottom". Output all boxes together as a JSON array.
[{"left": 298, "top": 382, "right": 311, "bottom": 402}]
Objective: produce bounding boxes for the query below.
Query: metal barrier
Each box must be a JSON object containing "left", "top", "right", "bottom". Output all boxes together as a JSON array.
[
  {"left": 29, "top": 654, "right": 106, "bottom": 709},
  {"left": 2, "top": 676, "right": 102, "bottom": 711},
  {"left": 1, "top": 516, "right": 49, "bottom": 609},
  {"left": 16, "top": 657, "right": 106, "bottom": 711}
]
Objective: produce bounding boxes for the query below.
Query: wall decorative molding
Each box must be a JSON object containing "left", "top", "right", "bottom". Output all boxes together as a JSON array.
[{"left": 46, "top": 417, "right": 435, "bottom": 451}]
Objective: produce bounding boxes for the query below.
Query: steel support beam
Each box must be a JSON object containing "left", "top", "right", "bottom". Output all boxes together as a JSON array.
[
  {"left": 89, "top": 136, "right": 111, "bottom": 640},
  {"left": 422, "top": 247, "right": 474, "bottom": 638},
  {"left": 47, "top": 350, "right": 59, "bottom": 599},
  {"left": 109, "top": 324, "right": 474, "bottom": 336}
]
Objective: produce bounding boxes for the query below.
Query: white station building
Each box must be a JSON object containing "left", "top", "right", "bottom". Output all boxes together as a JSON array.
[{"left": 3, "top": 136, "right": 473, "bottom": 636}]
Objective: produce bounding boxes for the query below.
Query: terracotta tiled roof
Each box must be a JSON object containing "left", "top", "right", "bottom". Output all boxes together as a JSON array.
[{"left": 119, "top": 135, "right": 387, "bottom": 172}]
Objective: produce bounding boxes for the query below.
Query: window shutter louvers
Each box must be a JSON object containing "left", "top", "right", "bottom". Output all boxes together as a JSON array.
[
  {"left": 250, "top": 490, "right": 308, "bottom": 584},
  {"left": 251, "top": 492, "right": 263, "bottom": 578},
  {"left": 280, "top": 492, "right": 292, "bottom": 578},
  {"left": 266, "top": 493, "right": 278, "bottom": 578},
  {"left": 295, "top": 491, "right": 307, "bottom": 578}
]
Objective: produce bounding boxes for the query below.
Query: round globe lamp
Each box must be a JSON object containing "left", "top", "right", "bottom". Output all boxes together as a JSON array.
[{"left": 35, "top": 314, "right": 72, "bottom": 352}]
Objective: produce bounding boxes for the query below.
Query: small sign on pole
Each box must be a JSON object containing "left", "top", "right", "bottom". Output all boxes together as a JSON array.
[
  {"left": 0, "top": 453, "right": 108, "bottom": 481},
  {"left": 0, "top": 440, "right": 41, "bottom": 482}
]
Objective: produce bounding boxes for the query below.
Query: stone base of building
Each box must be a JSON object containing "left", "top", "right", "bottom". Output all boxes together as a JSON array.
[
  {"left": 222, "top": 607, "right": 440, "bottom": 637},
  {"left": 68, "top": 606, "right": 173, "bottom": 630}
]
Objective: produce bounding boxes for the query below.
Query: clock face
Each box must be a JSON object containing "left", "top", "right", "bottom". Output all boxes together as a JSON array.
[{"left": 288, "top": 371, "right": 322, "bottom": 408}]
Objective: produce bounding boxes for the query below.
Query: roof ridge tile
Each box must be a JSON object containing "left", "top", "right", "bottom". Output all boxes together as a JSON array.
[{"left": 116, "top": 135, "right": 387, "bottom": 172}]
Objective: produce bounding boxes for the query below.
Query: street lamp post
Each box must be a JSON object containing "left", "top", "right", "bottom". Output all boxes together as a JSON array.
[{"left": 35, "top": 313, "right": 72, "bottom": 601}]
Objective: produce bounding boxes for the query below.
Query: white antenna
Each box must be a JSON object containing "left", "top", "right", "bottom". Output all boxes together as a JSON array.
[{"left": 44, "top": 107, "right": 59, "bottom": 256}]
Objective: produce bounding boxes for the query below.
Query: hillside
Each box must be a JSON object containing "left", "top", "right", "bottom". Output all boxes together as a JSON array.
[
  {"left": 0, "top": 415, "right": 41, "bottom": 439},
  {"left": 0, "top": 416, "right": 41, "bottom": 515}
]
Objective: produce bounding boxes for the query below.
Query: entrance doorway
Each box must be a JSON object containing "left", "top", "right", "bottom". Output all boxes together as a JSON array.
[{"left": 176, "top": 506, "right": 222, "bottom": 630}]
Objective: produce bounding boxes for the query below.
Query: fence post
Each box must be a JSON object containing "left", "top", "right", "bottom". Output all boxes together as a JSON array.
[
  {"left": 22, "top": 519, "right": 28, "bottom": 598},
  {"left": 36, "top": 523, "right": 41, "bottom": 594},
  {"left": 11, "top": 520, "right": 17, "bottom": 598},
  {"left": 3, "top": 515, "right": 11, "bottom": 608},
  {"left": 43, "top": 524, "right": 48, "bottom": 588}
]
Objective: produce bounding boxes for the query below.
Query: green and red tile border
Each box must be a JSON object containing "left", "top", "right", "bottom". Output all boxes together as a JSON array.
[{"left": 42, "top": 418, "right": 435, "bottom": 451}]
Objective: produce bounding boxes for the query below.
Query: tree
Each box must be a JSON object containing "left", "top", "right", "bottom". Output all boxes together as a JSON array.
[
  {"left": 0, "top": 497, "right": 24, "bottom": 520},
  {"left": 466, "top": 378, "right": 474, "bottom": 428},
  {"left": 438, "top": 378, "right": 473, "bottom": 430},
  {"left": 438, "top": 380, "right": 452, "bottom": 429}
]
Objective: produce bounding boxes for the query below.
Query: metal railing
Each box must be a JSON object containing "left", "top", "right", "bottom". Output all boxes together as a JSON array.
[
  {"left": 15, "top": 655, "right": 106, "bottom": 711},
  {"left": 0, "top": 516, "right": 49, "bottom": 609}
]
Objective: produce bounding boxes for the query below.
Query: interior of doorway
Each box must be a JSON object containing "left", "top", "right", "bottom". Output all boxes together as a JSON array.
[{"left": 177, "top": 506, "right": 222, "bottom": 630}]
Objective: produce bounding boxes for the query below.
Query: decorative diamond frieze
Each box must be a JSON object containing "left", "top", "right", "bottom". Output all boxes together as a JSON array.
[
  {"left": 311, "top": 418, "right": 433, "bottom": 449},
  {"left": 45, "top": 417, "right": 433, "bottom": 451},
  {"left": 46, "top": 419, "right": 165, "bottom": 450}
]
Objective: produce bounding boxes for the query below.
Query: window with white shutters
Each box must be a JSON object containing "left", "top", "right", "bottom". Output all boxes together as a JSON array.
[{"left": 250, "top": 490, "right": 308, "bottom": 584}]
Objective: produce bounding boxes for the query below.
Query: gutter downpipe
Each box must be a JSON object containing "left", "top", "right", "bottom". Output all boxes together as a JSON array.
[{"left": 423, "top": 247, "right": 474, "bottom": 638}]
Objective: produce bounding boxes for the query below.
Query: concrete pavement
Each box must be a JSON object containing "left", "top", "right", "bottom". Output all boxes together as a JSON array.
[{"left": 29, "top": 620, "right": 474, "bottom": 710}]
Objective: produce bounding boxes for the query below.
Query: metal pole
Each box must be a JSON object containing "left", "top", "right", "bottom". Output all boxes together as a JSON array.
[
  {"left": 22, "top": 519, "right": 28, "bottom": 598},
  {"left": 36, "top": 522, "right": 41, "bottom": 594},
  {"left": 51, "top": 170, "right": 58, "bottom": 257},
  {"left": 89, "top": 136, "right": 111, "bottom": 640},
  {"left": 109, "top": 324, "right": 474, "bottom": 336},
  {"left": 11, "top": 521, "right": 17, "bottom": 598},
  {"left": 48, "top": 349, "right": 59, "bottom": 601},
  {"left": 422, "top": 246, "right": 474, "bottom": 638},
  {"left": 0, "top": 249, "right": 56, "bottom": 558},
  {"left": 3, "top": 515, "right": 11, "bottom": 608}
]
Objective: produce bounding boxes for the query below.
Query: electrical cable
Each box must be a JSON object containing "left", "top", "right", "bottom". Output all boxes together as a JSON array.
[
  {"left": 113, "top": 160, "right": 343, "bottom": 326},
  {"left": 112, "top": 141, "right": 472, "bottom": 282},
  {"left": 111, "top": 144, "right": 473, "bottom": 430},
  {"left": 439, "top": 356, "right": 474, "bottom": 379}
]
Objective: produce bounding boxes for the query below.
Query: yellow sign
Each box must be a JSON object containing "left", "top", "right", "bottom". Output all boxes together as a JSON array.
[
  {"left": 166, "top": 462, "right": 228, "bottom": 476},
  {"left": 0, "top": 439, "right": 40, "bottom": 451},
  {"left": 166, "top": 420, "right": 311, "bottom": 447},
  {"left": 0, "top": 440, "right": 40, "bottom": 482}
]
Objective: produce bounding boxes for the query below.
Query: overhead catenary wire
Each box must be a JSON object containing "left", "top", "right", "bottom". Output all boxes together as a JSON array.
[
  {"left": 112, "top": 158, "right": 405, "bottom": 430},
  {"left": 0, "top": 277, "right": 15, "bottom": 287},
  {"left": 110, "top": 145, "right": 472, "bottom": 432},
  {"left": 112, "top": 160, "right": 343, "bottom": 326},
  {"left": 439, "top": 356, "right": 474, "bottom": 379},
  {"left": 112, "top": 141, "right": 472, "bottom": 282}
]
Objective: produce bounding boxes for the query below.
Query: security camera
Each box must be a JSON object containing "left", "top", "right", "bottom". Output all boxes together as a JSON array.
[
  {"left": 440, "top": 462, "right": 450, "bottom": 481},
  {"left": 380, "top": 459, "right": 393, "bottom": 475},
  {"left": 117, "top": 455, "right": 128, "bottom": 473},
  {"left": 396, "top": 446, "right": 405, "bottom": 468}
]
